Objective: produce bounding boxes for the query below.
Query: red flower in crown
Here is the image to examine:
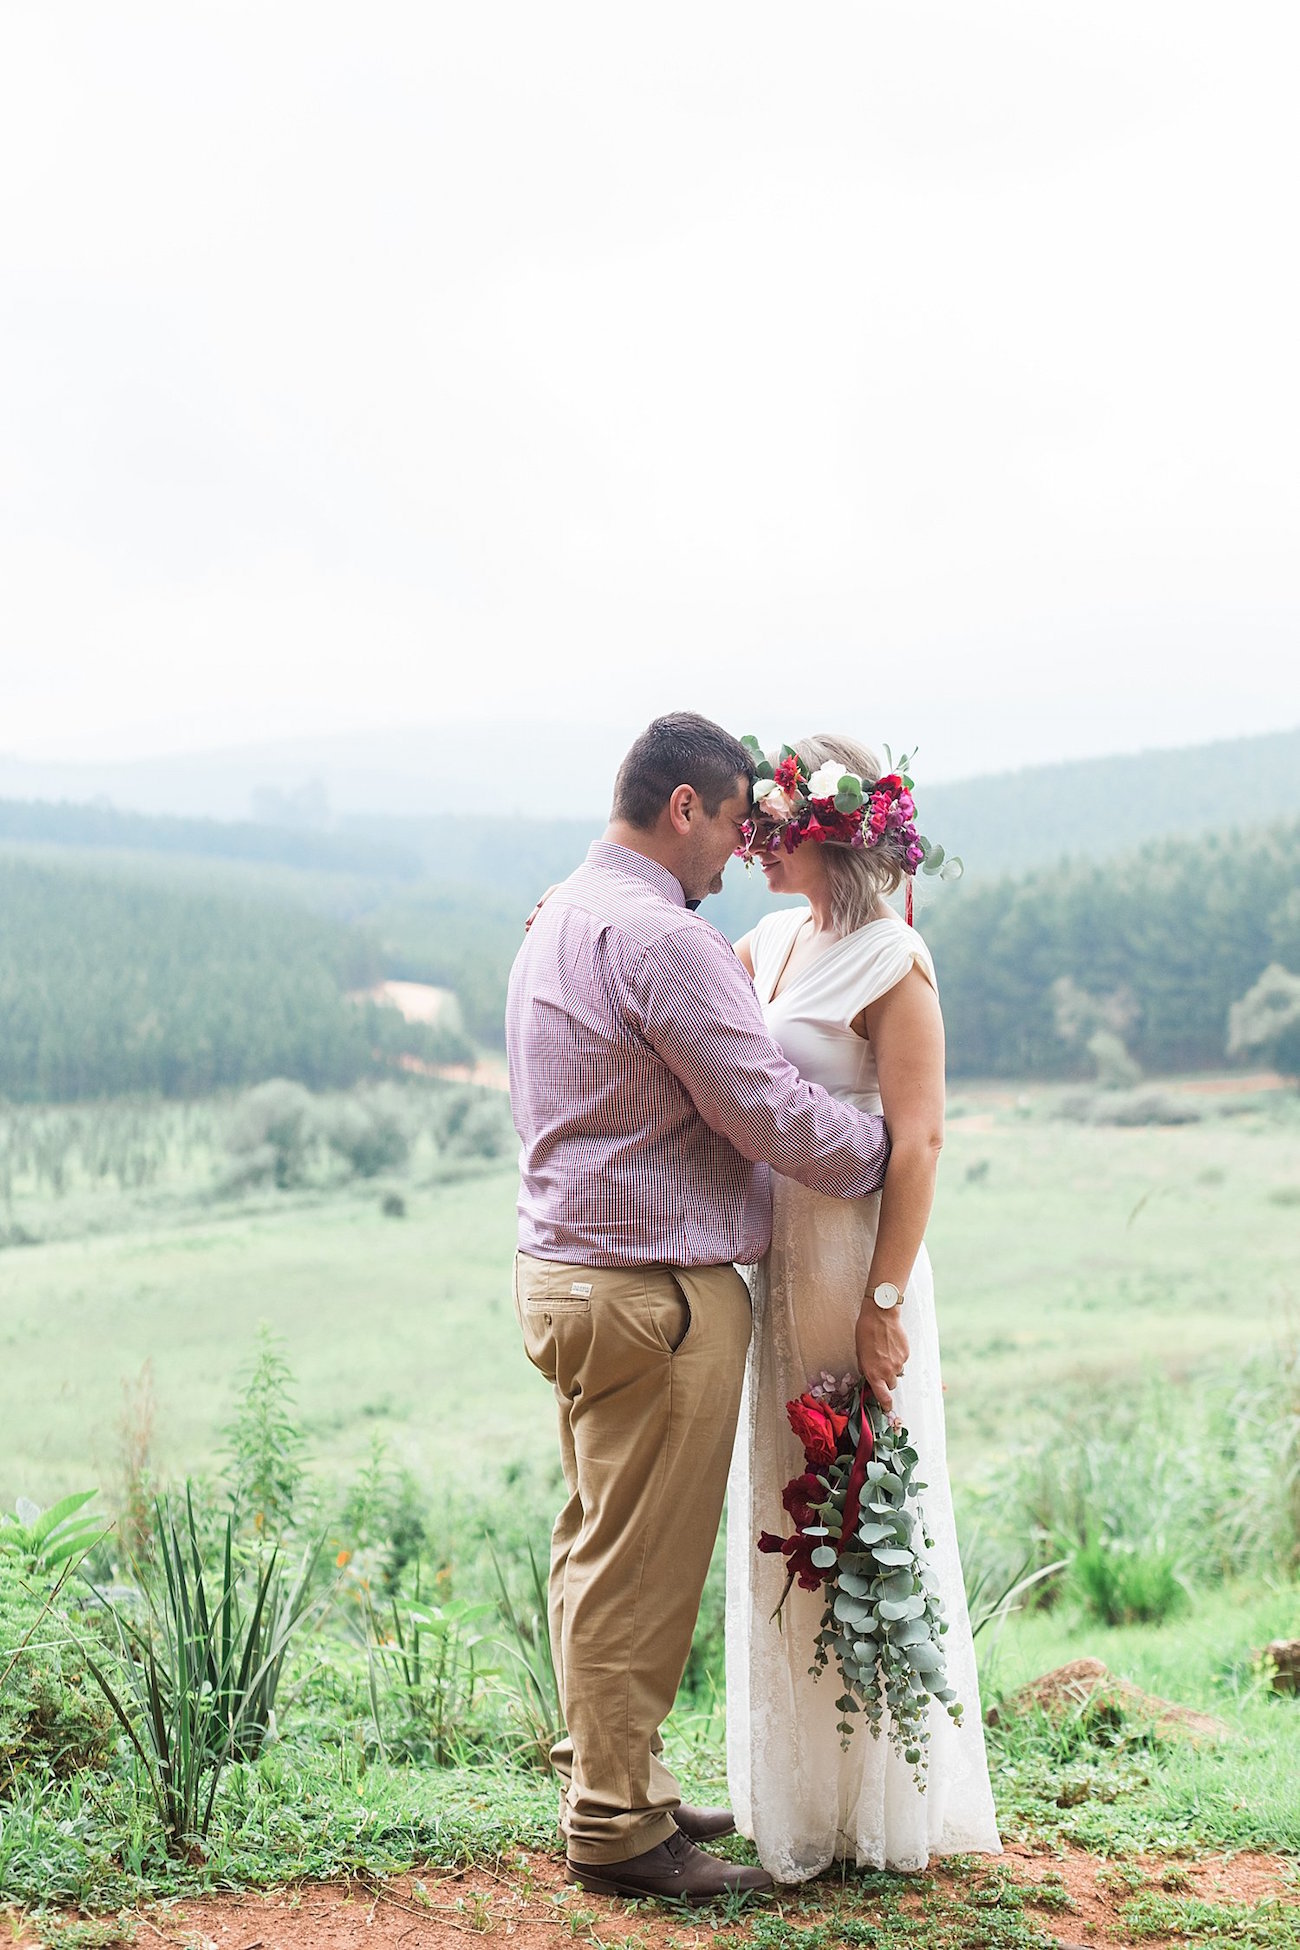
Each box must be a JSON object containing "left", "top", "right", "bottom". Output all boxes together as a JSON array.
[{"left": 773, "top": 754, "right": 803, "bottom": 793}]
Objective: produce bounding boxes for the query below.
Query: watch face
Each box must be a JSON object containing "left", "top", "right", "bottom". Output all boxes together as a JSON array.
[{"left": 873, "top": 1282, "right": 901, "bottom": 1310}]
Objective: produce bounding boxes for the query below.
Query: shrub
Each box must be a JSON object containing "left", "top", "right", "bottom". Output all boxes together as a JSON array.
[
  {"left": 0, "top": 1560, "right": 116, "bottom": 1778},
  {"left": 224, "top": 1080, "right": 319, "bottom": 1190},
  {"left": 1052, "top": 1088, "right": 1201, "bottom": 1126},
  {"left": 223, "top": 1325, "right": 306, "bottom": 1541},
  {"left": 972, "top": 1351, "right": 1300, "bottom": 1612},
  {"left": 1069, "top": 1540, "right": 1188, "bottom": 1626},
  {"left": 1227, "top": 962, "right": 1300, "bottom": 1080},
  {"left": 84, "top": 1491, "right": 323, "bottom": 1853},
  {"left": 435, "top": 1089, "right": 514, "bottom": 1162},
  {"left": 325, "top": 1091, "right": 410, "bottom": 1178}
]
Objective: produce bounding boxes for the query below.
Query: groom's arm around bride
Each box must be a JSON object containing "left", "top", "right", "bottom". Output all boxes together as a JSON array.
[{"left": 505, "top": 713, "right": 892, "bottom": 1903}]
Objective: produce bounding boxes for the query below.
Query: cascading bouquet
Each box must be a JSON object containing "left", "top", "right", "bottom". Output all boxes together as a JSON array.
[{"left": 757, "top": 1372, "right": 962, "bottom": 1781}]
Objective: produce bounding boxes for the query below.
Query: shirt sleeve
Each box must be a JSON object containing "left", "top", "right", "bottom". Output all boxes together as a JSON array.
[{"left": 633, "top": 922, "right": 890, "bottom": 1198}]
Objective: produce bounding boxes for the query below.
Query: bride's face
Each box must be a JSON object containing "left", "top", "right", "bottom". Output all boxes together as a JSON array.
[{"left": 758, "top": 840, "right": 829, "bottom": 900}]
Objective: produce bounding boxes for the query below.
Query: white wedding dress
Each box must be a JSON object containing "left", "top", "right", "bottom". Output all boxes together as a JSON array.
[{"left": 725, "top": 906, "right": 1001, "bottom": 1881}]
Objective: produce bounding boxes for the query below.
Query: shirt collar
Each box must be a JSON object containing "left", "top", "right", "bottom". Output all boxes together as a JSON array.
[{"left": 587, "top": 839, "right": 686, "bottom": 908}]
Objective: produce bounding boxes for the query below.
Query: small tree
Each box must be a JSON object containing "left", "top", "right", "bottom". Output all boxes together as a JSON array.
[
  {"left": 225, "top": 1080, "right": 318, "bottom": 1189},
  {"left": 224, "top": 1326, "right": 306, "bottom": 1541},
  {"left": 1227, "top": 964, "right": 1300, "bottom": 1082},
  {"left": 1051, "top": 977, "right": 1141, "bottom": 1086}
]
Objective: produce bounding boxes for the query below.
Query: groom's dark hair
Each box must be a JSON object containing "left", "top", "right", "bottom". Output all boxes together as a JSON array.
[{"left": 612, "top": 713, "right": 756, "bottom": 829}]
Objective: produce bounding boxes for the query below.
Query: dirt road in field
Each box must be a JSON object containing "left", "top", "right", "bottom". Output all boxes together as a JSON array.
[{"left": 10, "top": 1844, "right": 1297, "bottom": 1950}]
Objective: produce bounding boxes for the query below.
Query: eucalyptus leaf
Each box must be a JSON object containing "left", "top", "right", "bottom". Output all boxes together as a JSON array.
[
  {"left": 888, "top": 1618, "right": 931, "bottom": 1647},
  {"left": 811, "top": 1545, "right": 838, "bottom": 1569}
]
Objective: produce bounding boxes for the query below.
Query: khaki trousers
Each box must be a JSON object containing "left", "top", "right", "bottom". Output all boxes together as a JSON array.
[{"left": 513, "top": 1252, "right": 752, "bottom": 1865}]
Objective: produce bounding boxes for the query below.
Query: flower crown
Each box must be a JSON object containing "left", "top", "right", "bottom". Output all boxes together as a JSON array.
[{"left": 737, "top": 736, "right": 962, "bottom": 920}]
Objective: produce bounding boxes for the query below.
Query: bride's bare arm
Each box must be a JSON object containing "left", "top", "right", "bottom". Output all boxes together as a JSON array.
[
  {"left": 851, "top": 965, "right": 945, "bottom": 1413},
  {"left": 733, "top": 930, "right": 756, "bottom": 975}
]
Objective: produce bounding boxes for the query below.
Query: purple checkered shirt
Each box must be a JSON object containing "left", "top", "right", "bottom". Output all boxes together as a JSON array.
[{"left": 505, "top": 840, "right": 890, "bottom": 1268}]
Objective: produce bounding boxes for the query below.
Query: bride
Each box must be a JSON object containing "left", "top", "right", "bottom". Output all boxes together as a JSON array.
[{"left": 725, "top": 732, "right": 1001, "bottom": 1882}]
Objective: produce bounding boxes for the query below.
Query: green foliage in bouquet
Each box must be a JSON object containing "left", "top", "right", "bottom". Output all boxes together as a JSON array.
[{"left": 761, "top": 1380, "right": 961, "bottom": 1783}]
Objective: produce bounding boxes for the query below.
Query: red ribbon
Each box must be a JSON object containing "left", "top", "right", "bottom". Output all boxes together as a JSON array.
[{"left": 837, "top": 1393, "right": 876, "bottom": 1550}]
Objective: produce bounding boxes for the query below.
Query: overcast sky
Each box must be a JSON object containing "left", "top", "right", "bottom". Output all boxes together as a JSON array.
[{"left": 1, "top": 1, "right": 1296, "bottom": 784}]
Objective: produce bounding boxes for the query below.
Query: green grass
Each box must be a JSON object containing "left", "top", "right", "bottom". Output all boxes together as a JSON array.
[
  {"left": 3, "top": 1085, "right": 1298, "bottom": 1506},
  {"left": 0, "top": 1167, "right": 531, "bottom": 1504},
  {"left": 980, "top": 1579, "right": 1300, "bottom": 1853},
  {"left": 3, "top": 1082, "right": 1299, "bottom": 1934}
]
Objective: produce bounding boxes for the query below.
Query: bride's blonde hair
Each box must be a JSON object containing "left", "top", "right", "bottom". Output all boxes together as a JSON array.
[{"left": 791, "top": 733, "right": 904, "bottom": 936}]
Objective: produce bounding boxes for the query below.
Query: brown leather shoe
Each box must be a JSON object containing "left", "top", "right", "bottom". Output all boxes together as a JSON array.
[
  {"left": 567, "top": 1828, "right": 773, "bottom": 1902},
  {"left": 675, "top": 1803, "right": 737, "bottom": 1841}
]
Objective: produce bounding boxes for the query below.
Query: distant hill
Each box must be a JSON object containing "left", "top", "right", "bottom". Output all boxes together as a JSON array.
[
  {"left": 926, "top": 812, "right": 1300, "bottom": 1078},
  {"left": 4, "top": 722, "right": 1298, "bottom": 1072},
  {"left": 0, "top": 797, "right": 419, "bottom": 880},
  {"left": 918, "top": 726, "right": 1300, "bottom": 880},
  {"left": 4, "top": 722, "right": 1298, "bottom": 884},
  {"left": 0, "top": 852, "right": 470, "bottom": 1101}
]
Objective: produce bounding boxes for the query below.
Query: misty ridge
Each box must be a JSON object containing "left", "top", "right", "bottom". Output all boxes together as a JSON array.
[{"left": 2, "top": 721, "right": 1299, "bottom": 1098}]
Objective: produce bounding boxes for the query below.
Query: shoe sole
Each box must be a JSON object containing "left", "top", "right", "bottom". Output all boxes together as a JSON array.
[{"left": 565, "top": 1866, "right": 769, "bottom": 1903}]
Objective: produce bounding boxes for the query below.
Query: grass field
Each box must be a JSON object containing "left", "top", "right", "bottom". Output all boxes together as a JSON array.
[
  {"left": 2, "top": 1084, "right": 1297, "bottom": 1507},
  {"left": 2, "top": 1080, "right": 1299, "bottom": 1943}
]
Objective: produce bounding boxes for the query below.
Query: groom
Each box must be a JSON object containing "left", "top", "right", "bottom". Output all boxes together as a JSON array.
[{"left": 506, "top": 713, "right": 893, "bottom": 1901}]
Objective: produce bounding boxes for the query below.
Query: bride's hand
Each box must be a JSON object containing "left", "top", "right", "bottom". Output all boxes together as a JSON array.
[
  {"left": 524, "top": 884, "right": 559, "bottom": 932},
  {"left": 855, "top": 1303, "right": 910, "bottom": 1418}
]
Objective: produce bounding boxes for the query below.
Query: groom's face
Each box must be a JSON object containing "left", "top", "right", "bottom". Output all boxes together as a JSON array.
[{"left": 679, "top": 776, "right": 753, "bottom": 903}]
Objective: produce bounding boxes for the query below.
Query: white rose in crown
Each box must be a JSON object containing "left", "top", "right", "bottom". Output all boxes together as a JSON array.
[
  {"left": 807, "top": 762, "right": 858, "bottom": 801},
  {"left": 758, "top": 785, "right": 795, "bottom": 821}
]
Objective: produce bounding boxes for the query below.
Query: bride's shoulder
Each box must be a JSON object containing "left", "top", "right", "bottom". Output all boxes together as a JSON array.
[{"left": 845, "top": 912, "right": 938, "bottom": 994}]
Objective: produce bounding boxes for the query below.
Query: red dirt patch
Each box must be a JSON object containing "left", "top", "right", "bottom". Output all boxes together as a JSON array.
[{"left": 9, "top": 1845, "right": 1297, "bottom": 1950}]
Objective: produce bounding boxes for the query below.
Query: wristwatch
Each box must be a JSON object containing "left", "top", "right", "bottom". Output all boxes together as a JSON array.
[{"left": 871, "top": 1281, "right": 903, "bottom": 1311}]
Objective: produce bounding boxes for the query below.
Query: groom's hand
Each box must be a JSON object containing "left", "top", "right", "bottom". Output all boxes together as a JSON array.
[{"left": 855, "top": 1304, "right": 910, "bottom": 1417}]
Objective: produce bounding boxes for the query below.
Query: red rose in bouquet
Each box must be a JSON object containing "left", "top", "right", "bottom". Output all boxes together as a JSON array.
[{"left": 787, "top": 1392, "right": 849, "bottom": 1467}]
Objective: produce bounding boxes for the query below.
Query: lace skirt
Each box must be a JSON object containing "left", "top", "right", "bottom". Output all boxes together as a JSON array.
[{"left": 724, "top": 1173, "right": 1002, "bottom": 1881}]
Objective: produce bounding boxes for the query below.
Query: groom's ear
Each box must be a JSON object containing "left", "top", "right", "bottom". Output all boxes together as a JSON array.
[{"left": 666, "top": 783, "right": 699, "bottom": 834}]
